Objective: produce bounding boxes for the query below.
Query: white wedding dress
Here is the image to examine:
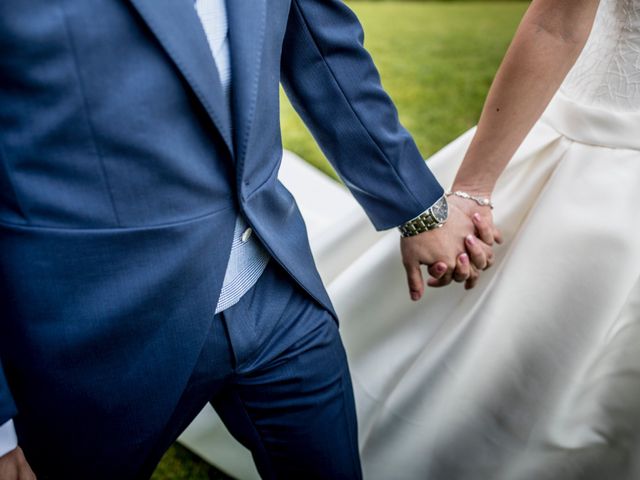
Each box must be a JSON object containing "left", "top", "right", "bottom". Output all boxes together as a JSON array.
[{"left": 179, "top": 1, "right": 640, "bottom": 478}]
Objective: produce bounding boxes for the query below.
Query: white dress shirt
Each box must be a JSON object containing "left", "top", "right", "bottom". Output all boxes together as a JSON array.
[
  {"left": 0, "top": 420, "right": 16, "bottom": 457},
  {"left": 0, "top": 0, "right": 270, "bottom": 458}
]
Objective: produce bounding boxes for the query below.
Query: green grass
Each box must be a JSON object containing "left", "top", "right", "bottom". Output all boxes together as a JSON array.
[
  {"left": 281, "top": 1, "right": 528, "bottom": 179},
  {"left": 151, "top": 443, "right": 233, "bottom": 480},
  {"left": 154, "top": 2, "right": 527, "bottom": 478}
]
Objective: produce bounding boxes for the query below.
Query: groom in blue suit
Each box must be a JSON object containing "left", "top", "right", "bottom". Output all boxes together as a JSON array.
[{"left": 0, "top": 0, "right": 492, "bottom": 478}]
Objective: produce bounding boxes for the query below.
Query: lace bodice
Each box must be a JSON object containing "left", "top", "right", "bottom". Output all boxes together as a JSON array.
[{"left": 560, "top": 0, "right": 640, "bottom": 112}]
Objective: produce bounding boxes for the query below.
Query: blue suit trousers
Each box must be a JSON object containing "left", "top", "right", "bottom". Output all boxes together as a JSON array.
[{"left": 135, "top": 261, "right": 362, "bottom": 480}]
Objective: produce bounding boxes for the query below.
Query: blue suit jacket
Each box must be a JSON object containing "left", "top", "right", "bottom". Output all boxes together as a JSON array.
[{"left": 0, "top": 0, "right": 442, "bottom": 467}]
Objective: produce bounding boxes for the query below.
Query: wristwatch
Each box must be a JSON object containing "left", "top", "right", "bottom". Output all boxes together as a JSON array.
[{"left": 398, "top": 195, "right": 449, "bottom": 237}]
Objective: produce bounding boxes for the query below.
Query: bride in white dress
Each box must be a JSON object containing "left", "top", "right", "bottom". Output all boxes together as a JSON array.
[
  {"left": 180, "top": 0, "right": 640, "bottom": 478},
  {"left": 330, "top": 0, "right": 640, "bottom": 478}
]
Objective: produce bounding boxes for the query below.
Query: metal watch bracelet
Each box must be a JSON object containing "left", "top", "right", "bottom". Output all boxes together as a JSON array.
[{"left": 398, "top": 195, "right": 449, "bottom": 237}]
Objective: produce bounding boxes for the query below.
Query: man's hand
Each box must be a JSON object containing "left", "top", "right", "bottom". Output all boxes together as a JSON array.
[
  {"left": 0, "top": 447, "right": 36, "bottom": 480},
  {"left": 401, "top": 197, "right": 495, "bottom": 301}
]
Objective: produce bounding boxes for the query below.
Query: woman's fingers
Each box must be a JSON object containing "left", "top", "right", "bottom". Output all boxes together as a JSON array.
[
  {"left": 465, "top": 235, "right": 489, "bottom": 270},
  {"left": 428, "top": 262, "right": 448, "bottom": 279},
  {"left": 472, "top": 213, "right": 494, "bottom": 245},
  {"left": 453, "top": 254, "right": 471, "bottom": 283},
  {"left": 472, "top": 212, "right": 504, "bottom": 246},
  {"left": 427, "top": 257, "right": 455, "bottom": 288}
]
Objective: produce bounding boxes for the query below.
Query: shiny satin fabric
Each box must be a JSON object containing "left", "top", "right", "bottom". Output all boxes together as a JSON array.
[{"left": 337, "top": 94, "right": 640, "bottom": 480}]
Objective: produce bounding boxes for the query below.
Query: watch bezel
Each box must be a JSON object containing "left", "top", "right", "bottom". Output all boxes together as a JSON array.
[{"left": 430, "top": 195, "right": 449, "bottom": 224}]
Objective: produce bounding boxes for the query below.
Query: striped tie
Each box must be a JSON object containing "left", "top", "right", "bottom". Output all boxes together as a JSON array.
[{"left": 194, "top": 0, "right": 271, "bottom": 314}]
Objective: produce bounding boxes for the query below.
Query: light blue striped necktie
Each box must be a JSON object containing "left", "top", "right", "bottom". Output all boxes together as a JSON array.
[{"left": 194, "top": 0, "right": 270, "bottom": 314}]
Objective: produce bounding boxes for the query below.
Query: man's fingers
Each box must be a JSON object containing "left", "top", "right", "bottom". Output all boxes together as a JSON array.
[
  {"left": 427, "top": 277, "right": 446, "bottom": 288},
  {"left": 404, "top": 262, "right": 425, "bottom": 301},
  {"left": 0, "top": 447, "right": 37, "bottom": 480},
  {"left": 19, "top": 448, "right": 37, "bottom": 480},
  {"left": 453, "top": 254, "right": 470, "bottom": 283},
  {"left": 485, "top": 249, "right": 496, "bottom": 270},
  {"left": 427, "top": 270, "right": 453, "bottom": 288},
  {"left": 465, "top": 267, "right": 480, "bottom": 290},
  {"left": 20, "top": 463, "right": 37, "bottom": 480}
]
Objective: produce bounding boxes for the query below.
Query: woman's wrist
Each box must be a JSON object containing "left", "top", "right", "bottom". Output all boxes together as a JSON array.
[
  {"left": 446, "top": 190, "right": 494, "bottom": 209},
  {"left": 450, "top": 182, "right": 494, "bottom": 199}
]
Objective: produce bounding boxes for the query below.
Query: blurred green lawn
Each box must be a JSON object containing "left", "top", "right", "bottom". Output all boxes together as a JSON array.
[{"left": 153, "top": 1, "right": 526, "bottom": 478}]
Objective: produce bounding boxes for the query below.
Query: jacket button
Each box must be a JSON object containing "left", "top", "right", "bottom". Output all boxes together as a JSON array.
[{"left": 241, "top": 227, "right": 253, "bottom": 243}]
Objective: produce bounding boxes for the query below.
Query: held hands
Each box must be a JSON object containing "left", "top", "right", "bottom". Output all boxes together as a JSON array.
[
  {"left": 401, "top": 194, "right": 502, "bottom": 300},
  {"left": 0, "top": 447, "right": 36, "bottom": 480}
]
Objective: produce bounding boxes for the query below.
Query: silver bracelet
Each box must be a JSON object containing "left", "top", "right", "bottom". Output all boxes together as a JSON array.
[{"left": 445, "top": 190, "right": 494, "bottom": 209}]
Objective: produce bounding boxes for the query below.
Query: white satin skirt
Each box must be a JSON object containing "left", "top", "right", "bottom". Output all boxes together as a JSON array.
[{"left": 179, "top": 94, "right": 640, "bottom": 480}]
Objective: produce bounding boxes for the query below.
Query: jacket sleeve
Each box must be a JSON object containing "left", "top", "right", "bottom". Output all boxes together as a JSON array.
[{"left": 280, "top": 0, "right": 444, "bottom": 231}]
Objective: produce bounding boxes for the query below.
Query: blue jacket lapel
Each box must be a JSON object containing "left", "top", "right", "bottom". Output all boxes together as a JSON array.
[
  {"left": 226, "top": 0, "right": 267, "bottom": 170},
  {"left": 128, "top": 0, "right": 234, "bottom": 156}
]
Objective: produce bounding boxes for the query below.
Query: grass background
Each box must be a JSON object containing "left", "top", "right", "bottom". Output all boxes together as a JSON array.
[
  {"left": 152, "top": 1, "right": 527, "bottom": 478},
  {"left": 280, "top": 1, "right": 528, "bottom": 180}
]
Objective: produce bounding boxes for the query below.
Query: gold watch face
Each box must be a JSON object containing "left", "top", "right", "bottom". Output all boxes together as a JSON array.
[{"left": 431, "top": 196, "right": 449, "bottom": 224}]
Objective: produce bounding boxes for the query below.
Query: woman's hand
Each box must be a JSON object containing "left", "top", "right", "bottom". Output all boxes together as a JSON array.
[
  {"left": 428, "top": 194, "right": 503, "bottom": 290},
  {"left": 448, "top": 189, "right": 502, "bottom": 248}
]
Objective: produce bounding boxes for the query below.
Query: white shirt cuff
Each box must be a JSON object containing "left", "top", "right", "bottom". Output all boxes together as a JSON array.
[{"left": 0, "top": 420, "right": 18, "bottom": 457}]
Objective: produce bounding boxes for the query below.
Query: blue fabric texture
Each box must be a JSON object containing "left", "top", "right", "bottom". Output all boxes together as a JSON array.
[
  {"left": 136, "top": 262, "right": 362, "bottom": 480},
  {"left": 0, "top": 0, "right": 442, "bottom": 476}
]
